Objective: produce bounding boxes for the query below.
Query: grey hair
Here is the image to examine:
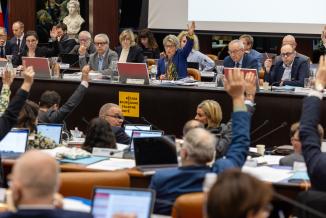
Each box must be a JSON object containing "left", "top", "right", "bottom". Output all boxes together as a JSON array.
[
  {"left": 163, "top": 34, "right": 179, "bottom": 48},
  {"left": 183, "top": 128, "right": 216, "bottom": 164},
  {"left": 229, "top": 39, "right": 244, "bottom": 49},
  {"left": 79, "top": 31, "right": 92, "bottom": 41},
  {"left": 99, "top": 103, "right": 119, "bottom": 117},
  {"left": 94, "top": 33, "right": 110, "bottom": 45}
]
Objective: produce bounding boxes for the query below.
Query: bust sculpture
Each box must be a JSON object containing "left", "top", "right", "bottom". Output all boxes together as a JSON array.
[{"left": 63, "top": 0, "right": 84, "bottom": 39}]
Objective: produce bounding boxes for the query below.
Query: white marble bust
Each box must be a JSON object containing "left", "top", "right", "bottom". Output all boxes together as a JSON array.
[{"left": 63, "top": 0, "right": 85, "bottom": 39}]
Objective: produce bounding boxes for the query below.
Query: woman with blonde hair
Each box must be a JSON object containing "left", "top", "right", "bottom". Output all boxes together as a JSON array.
[{"left": 116, "top": 29, "right": 144, "bottom": 63}]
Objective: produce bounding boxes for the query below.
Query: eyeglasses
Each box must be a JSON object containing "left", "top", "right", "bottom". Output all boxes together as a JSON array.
[
  {"left": 281, "top": 52, "right": 294, "bottom": 57},
  {"left": 228, "top": 49, "right": 242, "bottom": 55},
  {"left": 105, "top": 114, "right": 124, "bottom": 120},
  {"left": 164, "top": 44, "right": 176, "bottom": 49},
  {"left": 95, "top": 42, "right": 107, "bottom": 46}
]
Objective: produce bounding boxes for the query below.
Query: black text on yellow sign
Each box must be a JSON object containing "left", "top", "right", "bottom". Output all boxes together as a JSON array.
[{"left": 119, "top": 92, "right": 140, "bottom": 118}]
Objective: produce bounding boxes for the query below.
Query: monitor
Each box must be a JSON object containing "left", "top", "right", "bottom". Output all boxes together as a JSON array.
[
  {"left": 0, "top": 129, "right": 29, "bottom": 153},
  {"left": 37, "top": 123, "right": 63, "bottom": 144}
]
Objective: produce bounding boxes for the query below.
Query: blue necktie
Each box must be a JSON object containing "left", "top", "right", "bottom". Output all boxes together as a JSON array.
[{"left": 98, "top": 56, "right": 104, "bottom": 70}]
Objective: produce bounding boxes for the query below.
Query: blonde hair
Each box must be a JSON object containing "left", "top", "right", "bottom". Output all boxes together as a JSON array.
[
  {"left": 177, "top": 30, "right": 199, "bottom": 51},
  {"left": 197, "top": 100, "right": 222, "bottom": 129},
  {"left": 119, "top": 29, "right": 136, "bottom": 46}
]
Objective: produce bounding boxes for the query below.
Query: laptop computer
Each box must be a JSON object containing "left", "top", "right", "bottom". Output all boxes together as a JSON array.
[
  {"left": 0, "top": 129, "right": 29, "bottom": 159},
  {"left": 22, "top": 57, "right": 51, "bottom": 79},
  {"left": 117, "top": 62, "right": 149, "bottom": 85},
  {"left": 60, "top": 53, "right": 79, "bottom": 67},
  {"left": 133, "top": 136, "right": 178, "bottom": 171},
  {"left": 124, "top": 124, "right": 152, "bottom": 137},
  {"left": 37, "top": 123, "right": 63, "bottom": 144},
  {"left": 91, "top": 187, "right": 155, "bottom": 218}
]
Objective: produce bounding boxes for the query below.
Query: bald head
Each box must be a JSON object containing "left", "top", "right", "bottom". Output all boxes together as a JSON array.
[
  {"left": 282, "top": 35, "right": 297, "bottom": 49},
  {"left": 12, "top": 151, "right": 59, "bottom": 200}
]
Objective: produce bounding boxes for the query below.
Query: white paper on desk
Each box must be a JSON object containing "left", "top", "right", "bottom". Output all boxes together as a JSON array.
[
  {"left": 253, "top": 155, "right": 284, "bottom": 165},
  {"left": 242, "top": 166, "right": 293, "bottom": 182},
  {"left": 86, "top": 158, "right": 135, "bottom": 171}
]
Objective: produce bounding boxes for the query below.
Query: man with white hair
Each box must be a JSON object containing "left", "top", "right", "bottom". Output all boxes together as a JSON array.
[
  {"left": 70, "top": 31, "right": 96, "bottom": 58},
  {"left": 79, "top": 33, "right": 118, "bottom": 75},
  {"left": 150, "top": 68, "right": 252, "bottom": 215},
  {"left": 223, "top": 39, "right": 259, "bottom": 71},
  {"left": 0, "top": 150, "right": 92, "bottom": 218}
]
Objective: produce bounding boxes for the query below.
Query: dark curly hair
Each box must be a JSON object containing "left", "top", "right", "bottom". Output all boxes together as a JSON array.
[
  {"left": 82, "top": 118, "right": 117, "bottom": 153},
  {"left": 138, "top": 28, "right": 159, "bottom": 50},
  {"left": 16, "top": 100, "right": 39, "bottom": 132}
]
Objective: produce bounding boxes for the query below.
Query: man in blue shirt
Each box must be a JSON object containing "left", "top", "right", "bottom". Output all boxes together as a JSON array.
[{"left": 149, "top": 69, "right": 254, "bottom": 215}]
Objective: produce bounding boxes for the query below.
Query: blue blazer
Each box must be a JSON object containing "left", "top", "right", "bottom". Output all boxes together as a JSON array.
[
  {"left": 300, "top": 96, "right": 326, "bottom": 192},
  {"left": 0, "top": 209, "right": 93, "bottom": 218},
  {"left": 223, "top": 53, "right": 259, "bottom": 71},
  {"left": 157, "top": 37, "right": 194, "bottom": 79},
  {"left": 264, "top": 56, "right": 309, "bottom": 87},
  {"left": 149, "top": 111, "right": 251, "bottom": 215}
]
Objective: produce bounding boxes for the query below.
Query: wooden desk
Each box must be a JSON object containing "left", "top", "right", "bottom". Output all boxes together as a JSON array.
[{"left": 9, "top": 78, "right": 326, "bottom": 147}]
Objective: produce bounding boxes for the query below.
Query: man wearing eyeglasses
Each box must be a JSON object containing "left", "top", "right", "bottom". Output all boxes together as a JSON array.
[
  {"left": 0, "top": 27, "right": 18, "bottom": 61},
  {"left": 99, "top": 103, "right": 131, "bottom": 145},
  {"left": 79, "top": 33, "right": 118, "bottom": 75},
  {"left": 264, "top": 44, "right": 310, "bottom": 87}
]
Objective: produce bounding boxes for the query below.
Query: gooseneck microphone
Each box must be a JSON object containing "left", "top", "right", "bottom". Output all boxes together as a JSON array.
[
  {"left": 251, "top": 122, "right": 287, "bottom": 145},
  {"left": 141, "top": 117, "right": 160, "bottom": 130},
  {"left": 251, "top": 120, "right": 269, "bottom": 135}
]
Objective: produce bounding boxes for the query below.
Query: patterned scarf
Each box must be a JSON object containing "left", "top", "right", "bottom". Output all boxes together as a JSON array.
[{"left": 166, "top": 59, "right": 178, "bottom": 80}]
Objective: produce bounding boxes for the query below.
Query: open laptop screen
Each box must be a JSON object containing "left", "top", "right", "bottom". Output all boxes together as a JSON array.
[
  {"left": 91, "top": 187, "right": 154, "bottom": 218},
  {"left": 117, "top": 62, "right": 149, "bottom": 85},
  {"left": 37, "top": 124, "right": 63, "bottom": 144},
  {"left": 0, "top": 129, "right": 29, "bottom": 153},
  {"left": 22, "top": 57, "right": 51, "bottom": 79},
  {"left": 124, "top": 124, "right": 151, "bottom": 137}
]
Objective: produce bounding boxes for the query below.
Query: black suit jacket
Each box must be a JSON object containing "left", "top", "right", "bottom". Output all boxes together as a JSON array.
[
  {"left": 10, "top": 35, "right": 26, "bottom": 55},
  {"left": 58, "top": 34, "right": 77, "bottom": 54},
  {"left": 0, "top": 41, "right": 18, "bottom": 58},
  {"left": 264, "top": 55, "right": 310, "bottom": 87},
  {"left": 0, "top": 209, "right": 93, "bottom": 218},
  {"left": 112, "top": 126, "right": 131, "bottom": 145},
  {"left": 116, "top": 45, "right": 144, "bottom": 63}
]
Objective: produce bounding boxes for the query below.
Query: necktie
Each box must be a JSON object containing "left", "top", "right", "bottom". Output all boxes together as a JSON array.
[
  {"left": 17, "top": 39, "right": 21, "bottom": 51},
  {"left": 98, "top": 56, "right": 104, "bottom": 70},
  {"left": 235, "top": 62, "right": 240, "bottom": 68},
  {"left": 0, "top": 46, "right": 4, "bottom": 58}
]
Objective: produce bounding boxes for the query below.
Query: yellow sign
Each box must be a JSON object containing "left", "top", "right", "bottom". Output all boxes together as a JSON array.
[{"left": 119, "top": 92, "right": 140, "bottom": 117}]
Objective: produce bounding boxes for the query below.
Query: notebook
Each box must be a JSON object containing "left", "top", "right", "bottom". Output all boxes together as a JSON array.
[
  {"left": 0, "top": 129, "right": 29, "bottom": 159},
  {"left": 37, "top": 123, "right": 63, "bottom": 144},
  {"left": 117, "top": 62, "right": 149, "bottom": 85},
  {"left": 22, "top": 57, "right": 51, "bottom": 79},
  {"left": 91, "top": 187, "right": 155, "bottom": 218},
  {"left": 133, "top": 136, "right": 178, "bottom": 171},
  {"left": 124, "top": 124, "right": 152, "bottom": 137}
]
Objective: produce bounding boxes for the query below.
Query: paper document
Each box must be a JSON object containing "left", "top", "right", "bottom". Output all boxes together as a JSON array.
[
  {"left": 87, "top": 158, "right": 135, "bottom": 171},
  {"left": 242, "top": 166, "right": 293, "bottom": 182}
]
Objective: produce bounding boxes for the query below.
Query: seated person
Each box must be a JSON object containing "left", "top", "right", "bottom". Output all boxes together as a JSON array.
[
  {"left": 38, "top": 67, "right": 89, "bottom": 124},
  {"left": 313, "top": 25, "right": 326, "bottom": 63},
  {"left": 149, "top": 68, "right": 252, "bottom": 215},
  {"left": 13, "top": 30, "right": 60, "bottom": 66},
  {"left": 279, "top": 35, "right": 310, "bottom": 62},
  {"left": 138, "top": 28, "right": 160, "bottom": 59},
  {"left": 264, "top": 44, "right": 310, "bottom": 87},
  {"left": 50, "top": 23, "right": 77, "bottom": 54},
  {"left": 116, "top": 29, "right": 144, "bottom": 63},
  {"left": 279, "top": 122, "right": 324, "bottom": 167},
  {"left": 157, "top": 22, "right": 195, "bottom": 80},
  {"left": 206, "top": 169, "right": 273, "bottom": 218},
  {"left": 194, "top": 73, "right": 256, "bottom": 158},
  {"left": 98, "top": 103, "right": 130, "bottom": 145},
  {"left": 16, "top": 100, "right": 60, "bottom": 149},
  {"left": 79, "top": 33, "right": 118, "bottom": 75},
  {"left": 177, "top": 31, "right": 215, "bottom": 71},
  {"left": 82, "top": 117, "right": 117, "bottom": 153},
  {"left": 299, "top": 55, "right": 326, "bottom": 192},
  {"left": 69, "top": 31, "right": 96, "bottom": 58},
  {"left": 0, "top": 150, "right": 92, "bottom": 218},
  {"left": 223, "top": 39, "right": 259, "bottom": 71},
  {"left": 239, "top": 34, "right": 263, "bottom": 70},
  {"left": 0, "top": 27, "right": 17, "bottom": 61}
]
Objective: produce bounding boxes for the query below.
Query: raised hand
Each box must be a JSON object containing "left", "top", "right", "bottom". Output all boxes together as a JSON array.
[
  {"left": 315, "top": 55, "right": 326, "bottom": 89},
  {"left": 187, "top": 21, "right": 196, "bottom": 36},
  {"left": 244, "top": 72, "right": 256, "bottom": 101},
  {"left": 224, "top": 68, "right": 245, "bottom": 99},
  {"left": 2, "top": 69, "right": 14, "bottom": 87},
  {"left": 81, "top": 65, "right": 90, "bottom": 82},
  {"left": 264, "top": 58, "right": 272, "bottom": 73},
  {"left": 21, "top": 66, "right": 35, "bottom": 92}
]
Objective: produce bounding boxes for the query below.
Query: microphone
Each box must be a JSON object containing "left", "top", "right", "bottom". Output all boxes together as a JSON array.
[
  {"left": 82, "top": 117, "right": 89, "bottom": 126},
  {"left": 251, "top": 120, "right": 269, "bottom": 135},
  {"left": 251, "top": 122, "right": 287, "bottom": 145},
  {"left": 141, "top": 117, "right": 160, "bottom": 130}
]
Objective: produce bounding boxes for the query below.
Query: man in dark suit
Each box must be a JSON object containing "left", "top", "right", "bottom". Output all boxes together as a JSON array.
[
  {"left": 50, "top": 23, "right": 77, "bottom": 54},
  {"left": 99, "top": 103, "right": 131, "bottom": 145},
  {"left": 264, "top": 44, "right": 310, "bottom": 87},
  {"left": 0, "top": 27, "right": 18, "bottom": 60},
  {"left": 300, "top": 55, "right": 326, "bottom": 192},
  {"left": 0, "top": 150, "right": 93, "bottom": 218},
  {"left": 10, "top": 21, "right": 26, "bottom": 55}
]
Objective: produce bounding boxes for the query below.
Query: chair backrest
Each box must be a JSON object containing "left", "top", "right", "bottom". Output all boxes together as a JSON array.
[
  {"left": 187, "top": 68, "right": 201, "bottom": 81},
  {"left": 147, "top": 58, "right": 156, "bottom": 67},
  {"left": 59, "top": 171, "right": 130, "bottom": 199},
  {"left": 206, "top": 54, "right": 218, "bottom": 62},
  {"left": 172, "top": 192, "right": 204, "bottom": 218}
]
